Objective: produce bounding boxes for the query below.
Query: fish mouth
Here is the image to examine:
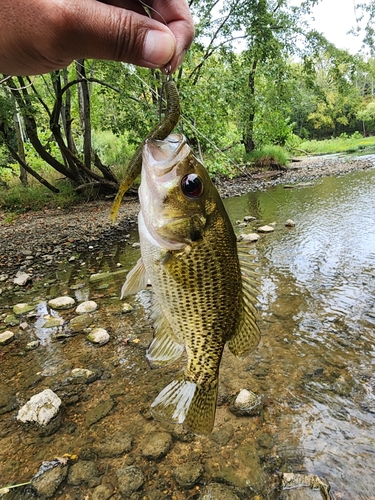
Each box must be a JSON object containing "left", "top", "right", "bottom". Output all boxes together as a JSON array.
[{"left": 144, "top": 133, "right": 189, "bottom": 176}]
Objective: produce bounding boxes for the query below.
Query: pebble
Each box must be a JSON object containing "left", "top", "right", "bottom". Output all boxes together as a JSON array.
[
  {"left": 43, "top": 317, "right": 63, "bottom": 328},
  {"left": 71, "top": 368, "right": 94, "bottom": 379},
  {"left": 285, "top": 219, "right": 296, "bottom": 227},
  {"left": 76, "top": 300, "right": 98, "bottom": 314},
  {"left": 200, "top": 483, "right": 240, "bottom": 500},
  {"left": 17, "top": 389, "right": 62, "bottom": 426},
  {"left": 173, "top": 462, "right": 203, "bottom": 488},
  {"left": 257, "top": 225, "right": 275, "bottom": 233},
  {"left": 244, "top": 215, "right": 257, "bottom": 222},
  {"left": 93, "top": 431, "right": 132, "bottom": 457},
  {"left": 0, "top": 330, "right": 15, "bottom": 345},
  {"left": 230, "top": 389, "right": 263, "bottom": 417},
  {"left": 141, "top": 432, "right": 172, "bottom": 460},
  {"left": 91, "top": 484, "right": 114, "bottom": 500},
  {"left": 67, "top": 461, "right": 98, "bottom": 486},
  {"left": 122, "top": 303, "right": 134, "bottom": 313},
  {"left": 13, "top": 303, "right": 36, "bottom": 315},
  {"left": 31, "top": 462, "right": 68, "bottom": 497},
  {"left": 13, "top": 271, "right": 32, "bottom": 286},
  {"left": 86, "top": 328, "right": 110, "bottom": 345},
  {"left": 26, "top": 340, "right": 40, "bottom": 351},
  {"left": 48, "top": 296, "right": 76, "bottom": 310},
  {"left": 116, "top": 466, "right": 144, "bottom": 496},
  {"left": 239, "top": 233, "right": 260, "bottom": 242},
  {"left": 69, "top": 313, "right": 95, "bottom": 333}
]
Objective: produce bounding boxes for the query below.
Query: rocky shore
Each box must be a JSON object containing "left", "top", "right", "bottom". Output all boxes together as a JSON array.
[{"left": 0, "top": 154, "right": 374, "bottom": 281}]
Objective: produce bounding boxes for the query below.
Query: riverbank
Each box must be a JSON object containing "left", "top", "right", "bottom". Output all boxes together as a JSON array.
[{"left": 1, "top": 154, "right": 374, "bottom": 280}]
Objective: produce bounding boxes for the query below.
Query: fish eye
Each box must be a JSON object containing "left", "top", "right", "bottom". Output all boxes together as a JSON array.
[{"left": 181, "top": 174, "right": 204, "bottom": 199}]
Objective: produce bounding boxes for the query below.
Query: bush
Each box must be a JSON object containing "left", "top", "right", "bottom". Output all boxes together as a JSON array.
[{"left": 246, "top": 145, "right": 289, "bottom": 169}]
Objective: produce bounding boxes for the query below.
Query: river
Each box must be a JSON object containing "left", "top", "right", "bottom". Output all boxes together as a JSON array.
[{"left": 0, "top": 165, "right": 374, "bottom": 499}]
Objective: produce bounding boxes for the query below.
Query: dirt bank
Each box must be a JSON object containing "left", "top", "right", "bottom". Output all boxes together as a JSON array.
[{"left": 0, "top": 154, "right": 374, "bottom": 279}]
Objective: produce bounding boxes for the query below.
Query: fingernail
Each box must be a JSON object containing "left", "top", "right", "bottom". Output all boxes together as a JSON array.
[{"left": 143, "top": 30, "right": 175, "bottom": 66}]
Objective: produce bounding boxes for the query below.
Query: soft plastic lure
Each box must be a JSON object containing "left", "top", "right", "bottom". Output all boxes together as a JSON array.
[{"left": 110, "top": 80, "right": 180, "bottom": 222}]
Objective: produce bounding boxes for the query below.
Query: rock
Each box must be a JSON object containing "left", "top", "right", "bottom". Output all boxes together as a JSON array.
[
  {"left": 200, "top": 483, "right": 240, "bottom": 500},
  {"left": 19, "top": 322, "right": 29, "bottom": 330},
  {"left": 0, "top": 330, "right": 15, "bottom": 345},
  {"left": 89, "top": 269, "right": 128, "bottom": 282},
  {"left": 285, "top": 219, "right": 296, "bottom": 227},
  {"left": 142, "top": 432, "right": 173, "bottom": 460},
  {"left": 13, "top": 303, "right": 35, "bottom": 315},
  {"left": 76, "top": 300, "right": 98, "bottom": 314},
  {"left": 173, "top": 462, "right": 203, "bottom": 488},
  {"left": 67, "top": 461, "right": 98, "bottom": 486},
  {"left": 257, "top": 225, "right": 275, "bottom": 233},
  {"left": 244, "top": 216, "right": 257, "bottom": 222},
  {"left": 116, "top": 466, "right": 144, "bottom": 496},
  {"left": 17, "top": 389, "right": 62, "bottom": 426},
  {"left": 43, "top": 317, "right": 63, "bottom": 328},
  {"left": 93, "top": 431, "right": 132, "bottom": 457},
  {"left": 210, "top": 424, "right": 234, "bottom": 446},
  {"left": 86, "top": 328, "right": 109, "bottom": 345},
  {"left": 0, "top": 274, "right": 9, "bottom": 282},
  {"left": 122, "top": 303, "right": 134, "bottom": 313},
  {"left": 31, "top": 462, "right": 68, "bottom": 497},
  {"left": 91, "top": 484, "right": 114, "bottom": 500},
  {"left": 280, "top": 473, "right": 332, "bottom": 499},
  {"left": 230, "top": 389, "right": 262, "bottom": 417},
  {"left": 238, "top": 233, "right": 260, "bottom": 242},
  {"left": 69, "top": 313, "right": 95, "bottom": 333},
  {"left": 25, "top": 340, "right": 40, "bottom": 351},
  {"left": 71, "top": 368, "right": 94, "bottom": 379},
  {"left": 85, "top": 398, "right": 114, "bottom": 426},
  {"left": 13, "top": 271, "right": 32, "bottom": 286},
  {"left": 132, "top": 242, "right": 141, "bottom": 249},
  {"left": 4, "top": 314, "right": 19, "bottom": 326},
  {"left": 48, "top": 296, "right": 76, "bottom": 310}
]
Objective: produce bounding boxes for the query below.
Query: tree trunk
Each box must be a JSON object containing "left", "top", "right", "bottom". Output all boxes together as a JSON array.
[
  {"left": 243, "top": 58, "right": 258, "bottom": 154},
  {"left": 13, "top": 113, "right": 28, "bottom": 186},
  {"left": 75, "top": 59, "right": 92, "bottom": 170}
]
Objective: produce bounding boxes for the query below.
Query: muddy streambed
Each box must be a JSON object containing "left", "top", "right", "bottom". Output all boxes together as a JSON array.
[{"left": 1, "top": 165, "right": 375, "bottom": 499}]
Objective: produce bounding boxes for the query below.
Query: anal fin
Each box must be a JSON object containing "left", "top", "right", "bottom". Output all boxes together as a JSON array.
[{"left": 121, "top": 258, "right": 148, "bottom": 298}]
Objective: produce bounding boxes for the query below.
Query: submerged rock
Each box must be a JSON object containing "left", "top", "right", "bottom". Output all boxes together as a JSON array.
[
  {"left": 48, "top": 296, "right": 76, "bottom": 310},
  {"left": 93, "top": 431, "right": 132, "bottom": 457},
  {"left": 116, "top": 466, "right": 144, "bottom": 496},
  {"left": 86, "top": 327, "right": 109, "bottom": 345},
  {"left": 173, "top": 462, "right": 203, "bottom": 489},
  {"left": 67, "top": 461, "right": 98, "bottom": 486},
  {"left": 17, "top": 389, "right": 62, "bottom": 426},
  {"left": 76, "top": 300, "right": 98, "bottom": 314},
  {"left": 43, "top": 317, "right": 63, "bottom": 328},
  {"left": 0, "top": 330, "right": 15, "bottom": 345},
  {"left": 13, "top": 303, "right": 36, "bottom": 315},
  {"left": 280, "top": 473, "right": 332, "bottom": 499},
  {"left": 230, "top": 389, "right": 263, "bottom": 417},
  {"left": 141, "top": 432, "right": 172, "bottom": 460},
  {"left": 69, "top": 313, "right": 95, "bottom": 333},
  {"left": 122, "top": 303, "right": 134, "bottom": 313},
  {"left": 200, "top": 483, "right": 240, "bottom": 500}
]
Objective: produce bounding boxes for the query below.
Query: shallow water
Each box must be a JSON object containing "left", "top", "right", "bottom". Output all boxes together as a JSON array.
[{"left": 1, "top": 167, "right": 375, "bottom": 499}]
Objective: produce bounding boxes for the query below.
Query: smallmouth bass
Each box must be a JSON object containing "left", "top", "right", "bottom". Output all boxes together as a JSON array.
[{"left": 121, "top": 133, "right": 261, "bottom": 434}]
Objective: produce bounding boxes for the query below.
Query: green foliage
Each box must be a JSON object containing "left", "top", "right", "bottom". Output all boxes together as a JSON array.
[
  {"left": 92, "top": 130, "right": 135, "bottom": 168},
  {"left": 246, "top": 145, "right": 289, "bottom": 168},
  {"left": 0, "top": 177, "right": 79, "bottom": 212},
  {"left": 299, "top": 135, "right": 375, "bottom": 155}
]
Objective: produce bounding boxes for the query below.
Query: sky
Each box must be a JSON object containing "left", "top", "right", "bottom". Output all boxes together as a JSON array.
[{"left": 309, "top": 0, "right": 370, "bottom": 54}]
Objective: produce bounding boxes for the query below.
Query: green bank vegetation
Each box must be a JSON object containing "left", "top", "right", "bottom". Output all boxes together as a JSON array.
[{"left": 1, "top": 0, "right": 375, "bottom": 212}]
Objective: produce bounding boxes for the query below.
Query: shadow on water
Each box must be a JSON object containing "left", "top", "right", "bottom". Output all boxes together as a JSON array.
[{"left": 1, "top": 168, "right": 375, "bottom": 498}]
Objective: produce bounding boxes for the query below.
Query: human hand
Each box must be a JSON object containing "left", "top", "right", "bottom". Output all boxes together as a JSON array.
[{"left": 0, "top": 0, "right": 194, "bottom": 76}]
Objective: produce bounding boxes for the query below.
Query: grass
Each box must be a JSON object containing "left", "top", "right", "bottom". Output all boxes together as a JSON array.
[
  {"left": 246, "top": 145, "right": 290, "bottom": 169},
  {"left": 298, "top": 134, "right": 375, "bottom": 156},
  {"left": 0, "top": 176, "right": 80, "bottom": 213}
]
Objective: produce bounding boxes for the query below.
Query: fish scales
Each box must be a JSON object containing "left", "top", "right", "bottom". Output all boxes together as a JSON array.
[{"left": 121, "top": 133, "right": 260, "bottom": 434}]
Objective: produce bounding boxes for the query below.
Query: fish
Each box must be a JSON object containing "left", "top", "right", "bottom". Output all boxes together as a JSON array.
[{"left": 121, "top": 133, "right": 261, "bottom": 434}]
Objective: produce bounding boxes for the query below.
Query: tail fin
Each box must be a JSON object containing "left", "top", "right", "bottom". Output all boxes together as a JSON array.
[{"left": 150, "top": 375, "right": 218, "bottom": 435}]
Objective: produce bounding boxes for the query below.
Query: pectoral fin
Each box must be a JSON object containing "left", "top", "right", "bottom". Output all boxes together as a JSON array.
[{"left": 121, "top": 258, "right": 148, "bottom": 298}]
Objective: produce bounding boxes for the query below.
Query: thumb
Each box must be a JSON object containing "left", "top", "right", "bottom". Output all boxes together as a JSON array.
[{"left": 63, "top": 1, "right": 176, "bottom": 69}]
